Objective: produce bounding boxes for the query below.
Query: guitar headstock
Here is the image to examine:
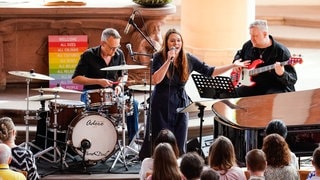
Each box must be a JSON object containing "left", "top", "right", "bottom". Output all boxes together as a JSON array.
[{"left": 289, "top": 54, "right": 303, "bottom": 66}]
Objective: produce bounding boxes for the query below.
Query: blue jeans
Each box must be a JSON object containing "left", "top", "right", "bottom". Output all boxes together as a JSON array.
[{"left": 80, "top": 91, "right": 139, "bottom": 142}]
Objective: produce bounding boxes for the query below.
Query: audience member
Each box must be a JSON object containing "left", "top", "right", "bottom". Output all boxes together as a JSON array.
[
  {"left": 208, "top": 136, "right": 246, "bottom": 180},
  {"left": 0, "top": 143, "right": 26, "bottom": 180},
  {"left": 146, "top": 143, "right": 184, "bottom": 180},
  {"left": 0, "top": 117, "right": 40, "bottom": 180},
  {"left": 265, "top": 119, "right": 299, "bottom": 169},
  {"left": 307, "top": 146, "right": 320, "bottom": 180},
  {"left": 180, "top": 152, "right": 204, "bottom": 180},
  {"left": 262, "top": 133, "right": 299, "bottom": 179},
  {"left": 200, "top": 168, "right": 220, "bottom": 180},
  {"left": 139, "top": 129, "right": 180, "bottom": 180},
  {"left": 245, "top": 149, "right": 267, "bottom": 180}
]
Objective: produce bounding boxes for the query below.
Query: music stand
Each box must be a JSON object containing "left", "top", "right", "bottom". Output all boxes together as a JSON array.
[
  {"left": 191, "top": 74, "right": 238, "bottom": 99},
  {"left": 180, "top": 75, "right": 237, "bottom": 155},
  {"left": 178, "top": 100, "right": 217, "bottom": 157}
]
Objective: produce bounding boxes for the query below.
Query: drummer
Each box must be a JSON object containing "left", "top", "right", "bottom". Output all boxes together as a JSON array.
[{"left": 71, "top": 28, "right": 139, "bottom": 143}]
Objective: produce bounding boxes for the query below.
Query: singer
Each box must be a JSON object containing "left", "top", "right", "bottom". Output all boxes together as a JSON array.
[{"left": 139, "top": 28, "right": 249, "bottom": 159}]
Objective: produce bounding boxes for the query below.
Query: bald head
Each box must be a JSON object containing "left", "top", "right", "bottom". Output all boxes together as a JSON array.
[{"left": 0, "top": 143, "right": 11, "bottom": 164}]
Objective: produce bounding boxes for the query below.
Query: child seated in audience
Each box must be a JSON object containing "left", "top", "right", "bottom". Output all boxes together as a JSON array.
[
  {"left": 180, "top": 152, "right": 204, "bottom": 180},
  {"left": 262, "top": 133, "right": 299, "bottom": 180},
  {"left": 208, "top": 135, "right": 246, "bottom": 180},
  {"left": 265, "top": 119, "right": 299, "bottom": 169},
  {"left": 200, "top": 168, "right": 220, "bottom": 180},
  {"left": 307, "top": 146, "right": 320, "bottom": 180},
  {"left": 139, "top": 129, "right": 180, "bottom": 180},
  {"left": 245, "top": 149, "right": 267, "bottom": 180},
  {"left": 146, "top": 143, "right": 184, "bottom": 180}
]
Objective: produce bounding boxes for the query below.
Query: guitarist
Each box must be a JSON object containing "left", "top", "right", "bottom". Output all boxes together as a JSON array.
[{"left": 232, "top": 19, "right": 298, "bottom": 97}]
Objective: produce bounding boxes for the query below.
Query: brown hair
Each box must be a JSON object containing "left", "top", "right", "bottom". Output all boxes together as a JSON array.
[
  {"left": 246, "top": 149, "right": 267, "bottom": 172},
  {"left": 152, "top": 143, "right": 182, "bottom": 180},
  {"left": 160, "top": 28, "right": 189, "bottom": 82},
  {"left": 0, "top": 117, "right": 15, "bottom": 142},
  {"left": 154, "top": 129, "right": 179, "bottom": 158},
  {"left": 208, "top": 136, "right": 237, "bottom": 171},
  {"left": 262, "top": 133, "right": 291, "bottom": 167},
  {"left": 312, "top": 146, "right": 320, "bottom": 169}
]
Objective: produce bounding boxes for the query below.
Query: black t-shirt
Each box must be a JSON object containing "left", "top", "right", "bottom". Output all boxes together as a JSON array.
[{"left": 72, "top": 45, "right": 125, "bottom": 90}]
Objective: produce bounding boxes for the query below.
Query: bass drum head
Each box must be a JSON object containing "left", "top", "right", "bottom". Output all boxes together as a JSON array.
[{"left": 68, "top": 112, "right": 118, "bottom": 161}]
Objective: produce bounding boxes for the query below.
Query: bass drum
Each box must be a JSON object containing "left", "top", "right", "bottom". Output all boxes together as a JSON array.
[{"left": 68, "top": 112, "right": 118, "bottom": 162}]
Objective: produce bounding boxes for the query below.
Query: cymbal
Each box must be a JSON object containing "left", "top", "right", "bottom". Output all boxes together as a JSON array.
[
  {"left": 26, "top": 94, "right": 60, "bottom": 101},
  {"left": 128, "top": 84, "right": 154, "bottom": 92},
  {"left": 8, "top": 71, "right": 54, "bottom": 81},
  {"left": 33, "top": 87, "right": 82, "bottom": 94},
  {"left": 100, "top": 64, "right": 147, "bottom": 71}
]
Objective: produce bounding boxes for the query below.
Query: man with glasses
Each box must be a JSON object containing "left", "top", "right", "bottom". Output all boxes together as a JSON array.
[{"left": 72, "top": 28, "right": 139, "bottom": 144}]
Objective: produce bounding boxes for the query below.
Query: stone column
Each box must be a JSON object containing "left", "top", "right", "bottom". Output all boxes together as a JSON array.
[{"left": 181, "top": 0, "right": 255, "bottom": 66}]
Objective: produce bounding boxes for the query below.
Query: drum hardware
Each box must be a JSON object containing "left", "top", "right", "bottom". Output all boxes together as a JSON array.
[
  {"left": 33, "top": 84, "right": 82, "bottom": 165},
  {"left": 110, "top": 91, "right": 139, "bottom": 170},
  {"left": 128, "top": 78, "right": 153, "bottom": 150},
  {"left": 8, "top": 70, "right": 54, "bottom": 150}
]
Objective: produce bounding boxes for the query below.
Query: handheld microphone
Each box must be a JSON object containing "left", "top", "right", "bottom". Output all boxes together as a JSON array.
[
  {"left": 170, "top": 47, "right": 176, "bottom": 62},
  {"left": 124, "top": 12, "right": 136, "bottom": 34}
]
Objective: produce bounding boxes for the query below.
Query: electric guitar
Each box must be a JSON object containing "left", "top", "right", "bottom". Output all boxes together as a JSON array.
[{"left": 230, "top": 56, "right": 303, "bottom": 87}]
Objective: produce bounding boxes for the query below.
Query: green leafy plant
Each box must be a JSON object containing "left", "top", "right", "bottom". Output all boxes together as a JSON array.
[{"left": 133, "top": 0, "right": 172, "bottom": 7}]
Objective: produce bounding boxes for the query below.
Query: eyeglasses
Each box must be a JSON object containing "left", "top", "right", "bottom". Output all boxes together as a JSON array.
[{"left": 104, "top": 41, "right": 121, "bottom": 51}]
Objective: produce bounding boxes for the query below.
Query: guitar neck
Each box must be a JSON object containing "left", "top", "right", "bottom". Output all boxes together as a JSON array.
[{"left": 250, "top": 61, "right": 288, "bottom": 76}]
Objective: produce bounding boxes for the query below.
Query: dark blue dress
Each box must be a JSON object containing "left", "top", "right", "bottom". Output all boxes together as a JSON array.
[{"left": 141, "top": 52, "right": 214, "bottom": 157}]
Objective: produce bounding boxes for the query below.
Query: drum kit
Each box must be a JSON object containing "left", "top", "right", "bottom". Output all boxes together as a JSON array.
[{"left": 8, "top": 64, "right": 152, "bottom": 171}]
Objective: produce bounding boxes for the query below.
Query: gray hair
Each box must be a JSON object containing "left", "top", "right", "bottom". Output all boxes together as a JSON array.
[
  {"left": 101, "top": 28, "right": 121, "bottom": 41},
  {"left": 249, "top": 20, "right": 269, "bottom": 32},
  {"left": 0, "top": 143, "right": 11, "bottom": 164}
]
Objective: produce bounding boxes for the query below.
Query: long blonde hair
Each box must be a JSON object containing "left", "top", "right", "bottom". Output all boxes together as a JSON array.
[{"left": 160, "top": 28, "right": 189, "bottom": 83}]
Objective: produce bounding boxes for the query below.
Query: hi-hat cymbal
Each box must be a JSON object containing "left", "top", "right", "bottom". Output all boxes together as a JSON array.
[
  {"left": 26, "top": 94, "right": 60, "bottom": 101},
  {"left": 128, "top": 84, "right": 154, "bottom": 92},
  {"left": 100, "top": 64, "right": 147, "bottom": 71},
  {"left": 8, "top": 71, "right": 54, "bottom": 81},
  {"left": 33, "top": 87, "right": 82, "bottom": 94}
]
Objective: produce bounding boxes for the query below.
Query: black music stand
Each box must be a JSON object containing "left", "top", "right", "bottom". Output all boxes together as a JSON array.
[
  {"left": 178, "top": 100, "right": 217, "bottom": 157},
  {"left": 191, "top": 74, "right": 238, "bottom": 99},
  {"left": 180, "top": 75, "right": 237, "bottom": 156}
]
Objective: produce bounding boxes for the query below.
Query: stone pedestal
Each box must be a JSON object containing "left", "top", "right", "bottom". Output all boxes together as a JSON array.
[{"left": 0, "top": 1, "right": 176, "bottom": 89}]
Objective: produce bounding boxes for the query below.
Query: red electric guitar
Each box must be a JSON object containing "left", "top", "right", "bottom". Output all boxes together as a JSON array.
[{"left": 230, "top": 56, "right": 303, "bottom": 87}]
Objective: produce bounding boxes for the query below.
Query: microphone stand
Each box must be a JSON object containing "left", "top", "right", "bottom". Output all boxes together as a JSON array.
[{"left": 129, "top": 19, "right": 157, "bottom": 156}]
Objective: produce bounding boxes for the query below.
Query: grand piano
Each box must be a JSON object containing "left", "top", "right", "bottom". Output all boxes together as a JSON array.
[{"left": 211, "top": 88, "right": 320, "bottom": 164}]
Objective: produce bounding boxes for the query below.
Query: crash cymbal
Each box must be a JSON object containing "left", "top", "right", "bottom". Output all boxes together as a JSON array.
[
  {"left": 128, "top": 84, "right": 154, "bottom": 92},
  {"left": 100, "top": 64, "right": 147, "bottom": 71},
  {"left": 33, "top": 87, "right": 82, "bottom": 94},
  {"left": 26, "top": 94, "right": 60, "bottom": 101},
  {"left": 8, "top": 70, "right": 54, "bottom": 81}
]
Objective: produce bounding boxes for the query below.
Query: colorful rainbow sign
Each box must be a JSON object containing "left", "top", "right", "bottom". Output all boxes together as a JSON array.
[{"left": 48, "top": 35, "right": 88, "bottom": 90}]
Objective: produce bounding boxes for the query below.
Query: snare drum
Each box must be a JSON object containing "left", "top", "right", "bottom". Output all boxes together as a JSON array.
[
  {"left": 49, "top": 99, "right": 85, "bottom": 132},
  {"left": 87, "top": 88, "right": 114, "bottom": 108},
  {"left": 67, "top": 112, "right": 118, "bottom": 162}
]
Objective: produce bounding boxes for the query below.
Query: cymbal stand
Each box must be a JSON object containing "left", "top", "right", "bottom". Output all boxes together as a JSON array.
[
  {"left": 19, "top": 78, "right": 42, "bottom": 151},
  {"left": 128, "top": 78, "right": 148, "bottom": 149},
  {"left": 34, "top": 92, "right": 63, "bottom": 166},
  {"left": 110, "top": 78, "right": 139, "bottom": 171}
]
